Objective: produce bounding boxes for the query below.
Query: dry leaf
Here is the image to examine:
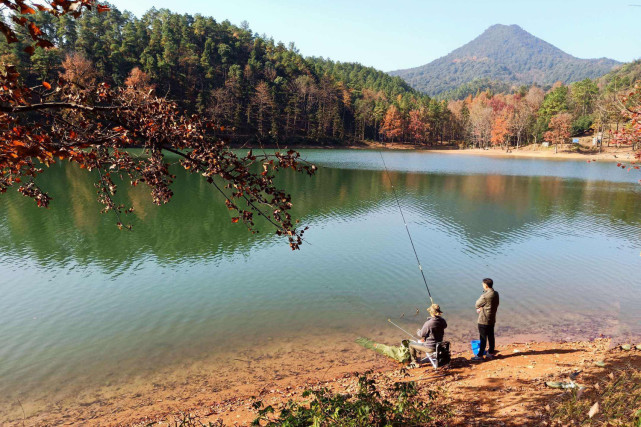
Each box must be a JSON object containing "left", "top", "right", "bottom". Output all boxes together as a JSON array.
[
  {"left": 608, "top": 372, "right": 615, "bottom": 380},
  {"left": 588, "top": 401, "right": 599, "bottom": 418}
]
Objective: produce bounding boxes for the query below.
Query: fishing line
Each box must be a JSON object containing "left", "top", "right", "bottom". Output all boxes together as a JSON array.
[
  {"left": 379, "top": 151, "right": 434, "bottom": 305},
  {"left": 387, "top": 318, "right": 417, "bottom": 340}
]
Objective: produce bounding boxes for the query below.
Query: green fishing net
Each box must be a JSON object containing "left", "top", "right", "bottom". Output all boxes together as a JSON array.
[{"left": 355, "top": 337, "right": 411, "bottom": 363}]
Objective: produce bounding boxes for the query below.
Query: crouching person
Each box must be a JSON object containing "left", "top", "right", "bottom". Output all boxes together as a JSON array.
[{"left": 410, "top": 304, "right": 447, "bottom": 365}]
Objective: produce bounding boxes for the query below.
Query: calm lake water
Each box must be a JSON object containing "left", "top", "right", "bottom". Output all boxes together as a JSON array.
[{"left": 1, "top": 150, "right": 640, "bottom": 416}]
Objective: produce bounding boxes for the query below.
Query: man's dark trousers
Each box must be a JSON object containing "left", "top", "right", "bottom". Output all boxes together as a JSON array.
[{"left": 477, "top": 324, "right": 495, "bottom": 357}]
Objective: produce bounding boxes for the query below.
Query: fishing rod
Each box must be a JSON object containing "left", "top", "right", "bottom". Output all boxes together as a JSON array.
[
  {"left": 379, "top": 151, "right": 434, "bottom": 305},
  {"left": 388, "top": 318, "right": 417, "bottom": 341}
]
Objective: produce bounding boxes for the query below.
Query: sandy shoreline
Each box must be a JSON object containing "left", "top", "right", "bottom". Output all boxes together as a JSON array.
[
  {"left": 4, "top": 326, "right": 640, "bottom": 426},
  {"left": 2, "top": 301, "right": 639, "bottom": 425},
  {"left": 135, "top": 338, "right": 641, "bottom": 427},
  {"left": 261, "top": 141, "right": 639, "bottom": 163},
  {"left": 419, "top": 146, "right": 638, "bottom": 162},
  {"left": 205, "top": 338, "right": 641, "bottom": 426}
]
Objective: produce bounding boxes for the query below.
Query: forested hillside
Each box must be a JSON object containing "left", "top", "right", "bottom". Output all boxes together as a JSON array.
[
  {"left": 598, "top": 59, "right": 641, "bottom": 91},
  {"left": 436, "top": 78, "right": 513, "bottom": 101},
  {"left": 390, "top": 24, "right": 620, "bottom": 96},
  {"left": 0, "top": 6, "right": 445, "bottom": 145}
]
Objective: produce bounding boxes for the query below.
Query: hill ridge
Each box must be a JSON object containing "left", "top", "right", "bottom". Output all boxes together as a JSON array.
[{"left": 389, "top": 24, "right": 620, "bottom": 95}]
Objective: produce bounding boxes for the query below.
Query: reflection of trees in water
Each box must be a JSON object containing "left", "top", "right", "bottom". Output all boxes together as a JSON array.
[
  {"left": 0, "top": 164, "right": 273, "bottom": 269},
  {"left": 1, "top": 163, "right": 640, "bottom": 268},
  {"left": 66, "top": 164, "right": 99, "bottom": 233},
  {"left": 406, "top": 172, "right": 641, "bottom": 246}
]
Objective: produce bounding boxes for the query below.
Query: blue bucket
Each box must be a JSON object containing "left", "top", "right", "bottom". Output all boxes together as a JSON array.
[{"left": 471, "top": 340, "right": 486, "bottom": 356}]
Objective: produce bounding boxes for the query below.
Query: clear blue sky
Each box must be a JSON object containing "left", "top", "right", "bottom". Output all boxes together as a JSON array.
[{"left": 107, "top": 0, "right": 641, "bottom": 71}]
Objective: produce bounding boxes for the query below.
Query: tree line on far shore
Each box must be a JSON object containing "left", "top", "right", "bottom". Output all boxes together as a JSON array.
[
  {"left": 1, "top": 6, "right": 640, "bottom": 150},
  {"left": 443, "top": 63, "right": 641, "bottom": 151}
]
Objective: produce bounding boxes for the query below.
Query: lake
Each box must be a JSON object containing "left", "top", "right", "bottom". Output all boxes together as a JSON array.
[{"left": 1, "top": 150, "right": 640, "bottom": 421}]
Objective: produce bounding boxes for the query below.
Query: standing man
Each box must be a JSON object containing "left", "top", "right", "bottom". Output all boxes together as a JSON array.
[{"left": 471, "top": 278, "right": 499, "bottom": 361}]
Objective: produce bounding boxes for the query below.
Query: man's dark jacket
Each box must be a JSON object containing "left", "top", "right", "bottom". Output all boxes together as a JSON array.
[{"left": 475, "top": 288, "right": 499, "bottom": 325}]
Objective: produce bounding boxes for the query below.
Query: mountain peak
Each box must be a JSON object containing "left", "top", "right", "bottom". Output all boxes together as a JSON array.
[
  {"left": 389, "top": 25, "right": 620, "bottom": 96},
  {"left": 479, "top": 24, "right": 532, "bottom": 40},
  {"left": 485, "top": 23, "right": 524, "bottom": 32}
]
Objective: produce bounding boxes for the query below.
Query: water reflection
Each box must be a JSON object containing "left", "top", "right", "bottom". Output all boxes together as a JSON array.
[{"left": 1, "top": 159, "right": 639, "bottom": 267}]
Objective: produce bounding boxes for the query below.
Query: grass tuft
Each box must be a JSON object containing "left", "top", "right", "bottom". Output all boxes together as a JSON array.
[{"left": 551, "top": 364, "right": 641, "bottom": 426}]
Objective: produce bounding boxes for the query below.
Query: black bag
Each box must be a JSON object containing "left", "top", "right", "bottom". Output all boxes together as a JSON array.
[{"left": 436, "top": 341, "right": 451, "bottom": 367}]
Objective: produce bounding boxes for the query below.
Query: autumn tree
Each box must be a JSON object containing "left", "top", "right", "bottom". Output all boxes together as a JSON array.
[
  {"left": 468, "top": 94, "right": 492, "bottom": 148},
  {"left": 60, "top": 51, "right": 96, "bottom": 85},
  {"left": 447, "top": 99, "right": 468, "bottom": 142},
  {"left": 0, "top": 0, "right": 315, "bottom": 250},
  {"left": 525, "top": 86, "right": 545, "bottom": 112},
  {"left": 544, "top": 112, "right": 573, "bottom": 154},
  {"left": 491, "top": 109, "right": 511, "bottom": 150},
  {"left": 209, "top": 75, "right": 242, "bottom": 132},
  {"left": 594, "top": 88, "right": 627, "bottom": 149},
  {"left": 124, "top": 67, "right": 153, "bottom": 91},
  {"left": 58, "top": 51, "right": 97, "bottom": 99},
  {"left": 407, "top": 109, "right": 429, "bottom": 144},
  {"left": 613, "top": 83, "right": 641, "bottom": 157},
  {"left": 252, "top": 80, "right": 273, "bottom": 138},
  {"left": 522, "top": 87, "right": 544, "bottom": 144},
  {"left": 509, "top": 95, "right": 529, "bottom": 149},
  {"left": 380, "top": 105, "right": 403, "bottom": 142}
]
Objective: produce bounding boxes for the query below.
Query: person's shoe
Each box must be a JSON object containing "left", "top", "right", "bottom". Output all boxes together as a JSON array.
[
  {"left": 470, "top": 356, "right": 484, "bottom": 361},
  {"left": 485, "top": 354, "right": 494, "bottom": 360}
]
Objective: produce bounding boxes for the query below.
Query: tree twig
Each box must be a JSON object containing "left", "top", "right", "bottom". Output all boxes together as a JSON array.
[{"left": 0, "top": 102, "right": 130, "bottom": 113}]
